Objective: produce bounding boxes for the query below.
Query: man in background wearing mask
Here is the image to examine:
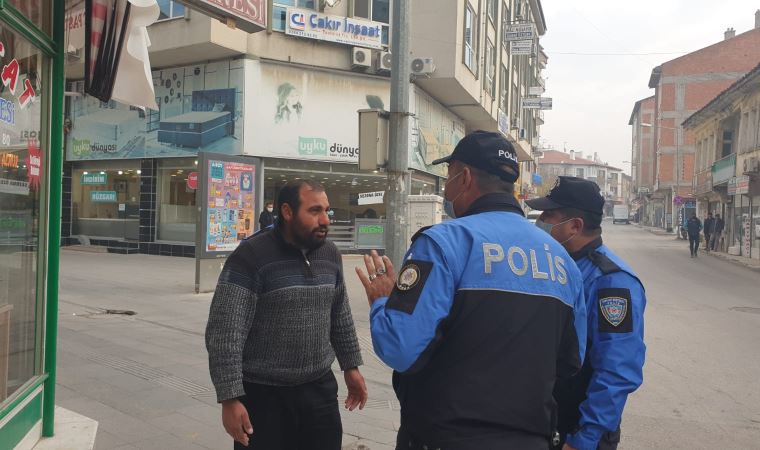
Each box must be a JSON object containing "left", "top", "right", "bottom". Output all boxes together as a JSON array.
[
  {"left": 356, "top": 131, "right": 587, "bottom": 449},
  {"left": 258, "top": 201, "right": 276, "bottom": 230},
  {"left": 527, "top": 177, "right": 646, "bottom": 450}
]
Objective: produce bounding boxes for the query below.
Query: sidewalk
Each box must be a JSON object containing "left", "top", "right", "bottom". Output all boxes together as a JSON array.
[
  {"left": 634, "top": 223, "right": 760, "bottom": 272},
  {"left": 55, "top": 250, "right": 398, "bottom": 450}
]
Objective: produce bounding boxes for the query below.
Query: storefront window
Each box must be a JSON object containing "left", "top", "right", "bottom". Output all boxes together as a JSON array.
[
  {"left": 158, "top": 158, "right": 198, "bottom": 242},
  {"left": 71, "top": 161, "right": 140, "bottom": 240},
  {"left": 0, "top": 26, "right": 46, "bottom": 403},
  {"left": 7, "top": 0, "right": 50, "bottom": 34}
]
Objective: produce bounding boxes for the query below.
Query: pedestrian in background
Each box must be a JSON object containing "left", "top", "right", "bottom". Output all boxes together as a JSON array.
[
  {"left": 527, "top": 177, "right": 646, "bottom": 450},
  {"left": 206, "top": 180, "right": 367, "bottom": 449},
  {"left": 357, "top": 131, "right": 587, "bottom": 449},
  {"left": 258, "top": 201, "right": 275, "bottom": 230},
  {"left": 712, "top": 213, "right": 725, "bottom": 251},
  {"left": 703, "top": 213, "right": 714, "bottom": 252},
  {"left": 686, "top": 214, "right": 702, "bottom": 258}
]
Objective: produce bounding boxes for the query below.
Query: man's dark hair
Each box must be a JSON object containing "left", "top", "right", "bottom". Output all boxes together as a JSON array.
[
  {"left": 555, "top": 207, "right": 603, "bottom": 234},
  {"left": 276, "top": 180, "right": 325, "bottom": 224},
  {"left": 468, "top": 165, "right": 515, "bottom": 194}
]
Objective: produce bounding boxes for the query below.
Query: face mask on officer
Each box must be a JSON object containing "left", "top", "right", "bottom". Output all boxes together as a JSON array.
[
  {"left": 536, "top": 216, "right": 580, "bottom": 246},
  {"left": 443, "top": 168, "right": 467, "bottom": 218}
]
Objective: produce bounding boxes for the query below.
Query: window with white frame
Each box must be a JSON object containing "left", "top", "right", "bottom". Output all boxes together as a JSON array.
[
  {"left": 463, "top": 4, "right": 477, "bottom": 74},
  {"left": 499, "top": 64, "right": 508, "bottom": 112},
  {"left": 354, "top": 0, "right": 391, "bottom": 46},
  {"left": 273, "top": 0, "right": 317, "bottom": 32},
  {"left": 576, "top": 168, "right": 585, "bottom": 178},
  {"left": 157, "top": 0, "right": 185, "bottom": 21},
  {"left": 485, "top": 39, "right": 496, "bottom": 97}
]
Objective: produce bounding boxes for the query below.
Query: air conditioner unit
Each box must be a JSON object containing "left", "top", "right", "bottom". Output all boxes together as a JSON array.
[
  {"left": 377, "top": 51, "right": 392, "bottom": 73},
  {"left": 744, "top": 156, "right": 760, "bottom": 174},
  {"left": 352, "top": 47, "right": 372, "bottom": 69},
  {"left": 411, "top": 57, "right": 435, "bottom": 75}
]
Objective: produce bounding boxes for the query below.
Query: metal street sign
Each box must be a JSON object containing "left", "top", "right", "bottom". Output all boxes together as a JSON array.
[
  {"left": 504, "top": 23, "right": 536, "bottom": 41},
  {"left": 522, "top": 97, "right": 553, "bottom": 110},
  {"left": 528, "top": 86, "right": 545, "bottom": 96},
  {"left": 510, "top": 40, "right": 533, "bottom": 56}
]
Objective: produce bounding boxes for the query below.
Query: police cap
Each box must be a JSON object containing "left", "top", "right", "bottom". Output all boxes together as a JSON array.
[
  {"left": 526, "top": 176, "right": 605, "bottom": 215},
  {"left": 431, "top": 130, "right": 519, "bottom": 183}
]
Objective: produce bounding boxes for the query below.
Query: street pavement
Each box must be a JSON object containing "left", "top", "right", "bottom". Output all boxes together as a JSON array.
[{"left": 54, "top": 222, "right": 760, "bottom": 449}]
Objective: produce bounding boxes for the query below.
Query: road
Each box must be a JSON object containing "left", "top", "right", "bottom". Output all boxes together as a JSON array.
[{"left": 54, "top": 223, "right": 760, "bottom": 449}]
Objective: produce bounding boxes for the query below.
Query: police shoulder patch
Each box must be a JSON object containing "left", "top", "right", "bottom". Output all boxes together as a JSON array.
[
  {"left": 386, "top": 260, "right": 433, "bottom": 315},
  {"left": 597, "top": 288, "right": 633, "bottom": 333}
]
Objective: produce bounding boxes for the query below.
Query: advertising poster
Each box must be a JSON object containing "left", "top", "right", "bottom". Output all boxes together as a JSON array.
[
  {"left": 205, "top": 159, "right": 256, "bottom": 252},
  {"left": 248, "top": 61, "right": 389, "bottom": 163},
  {"left": 409, "top": 87, "right": 465, "bottom": 177},
  {"left": 66, "top": 60, "right": 244, "bottom": 160}
]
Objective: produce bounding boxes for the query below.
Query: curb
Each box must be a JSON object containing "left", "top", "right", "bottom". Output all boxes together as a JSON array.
[{"left": 705, "top": 251, "right": 760, "bottom": 272}]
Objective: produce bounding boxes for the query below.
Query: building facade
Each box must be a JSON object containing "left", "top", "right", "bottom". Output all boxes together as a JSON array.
[
  {"left": 534, "top": 149, "right": 623, "bottom": 215},
  {"left": 61, "top": 0, "right": 548, "bottom": 256},
  {"left": 683, "top": 63, "right": 760, "bottom": 259},
  {"left": 629, "top": 96, "right": 658, "bottom": 225},
  {"left": 634, "top": 14, "right": 760, "bottom": 232}
]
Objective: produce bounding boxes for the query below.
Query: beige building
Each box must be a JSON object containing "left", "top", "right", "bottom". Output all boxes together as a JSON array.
[
  {"left": 61, "top": 0, "right": 548, "bottom": 254},
  {"left": 683, "top": 63, "right": 760, "bottom": 258}
]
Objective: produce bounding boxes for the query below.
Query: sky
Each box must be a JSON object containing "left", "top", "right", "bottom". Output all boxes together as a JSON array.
[{"left": 539, "top": 0, "right": 760, "bottom": 174}]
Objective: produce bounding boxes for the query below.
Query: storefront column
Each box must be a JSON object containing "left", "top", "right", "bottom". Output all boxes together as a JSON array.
[{"left": 139, "top": 159, "right": 158, "bottom": 245}]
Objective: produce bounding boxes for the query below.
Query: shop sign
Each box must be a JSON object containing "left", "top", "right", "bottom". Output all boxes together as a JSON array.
[
  {"left": 355, "top": 219, "right": 385, "bottom": 249},
  {"left": 528, "top": 86, "right": 545, "bottom": 96},
  {"left": 743, "top": 215, "right": 751, "bottom": 256},
  {"left": 504, "top": 23, "right": 536, "bottom": 41},
  {"left": 510, "top": 40, "right": 533, "bottom": 56},
  {"left": 26, "top": 140, "right": 41, "bottom": 189},
  {"left": 735, "top": 175, "right": 750, "bottom": 195},
  {"left": 0, "top": 177, "right": 29, "bottom": 195},
  {"left": 187, "top": 171, "right": 199, "bottom": 190},
  {"left": 91, "top": 191, "right": 117, "bottom": 202},
  {"left": 180, "top": 0, "right": 267, "bottom": 33},
  {"left": 249, "top": 61, "right": 389, "bottom": 164},
  {"left": 522, "top": 97, "right": 553, "bottom": 110},
  {"left": 0, "top": 151, "right": 18, "bottom": 168},
  {"left": 286, "top": 7, "right": 384, "bottom": 49},
  {"left": 358, "top": 191, "right": 384, "bottom": 205},
  {"left": 0, "top": 41, "right": 37, "bottom": 110},
  {"left": 81, "top": 172, "right": 108, "bottom": 185}
]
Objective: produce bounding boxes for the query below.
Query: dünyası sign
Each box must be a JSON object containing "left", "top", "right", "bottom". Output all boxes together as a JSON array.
[{"left": 286, "top": 7, "right": 384, "bottom": 49}]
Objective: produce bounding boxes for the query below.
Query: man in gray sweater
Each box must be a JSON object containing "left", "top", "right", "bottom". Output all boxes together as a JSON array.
[{"left": 206, "top": 180, "right": 367, "bottom": 449}]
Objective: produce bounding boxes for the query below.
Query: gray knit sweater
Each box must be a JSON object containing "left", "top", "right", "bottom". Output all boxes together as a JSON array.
[{"left": 205, "top": 229, "right": 363, "bottom": 403}]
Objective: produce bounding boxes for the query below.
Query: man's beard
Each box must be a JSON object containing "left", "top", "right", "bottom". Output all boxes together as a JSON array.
[{"left": 292, "top": 218, "right": 329, "bottom": 249}]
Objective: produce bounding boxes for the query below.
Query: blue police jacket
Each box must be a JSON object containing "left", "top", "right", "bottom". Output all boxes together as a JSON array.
[
  {"left": 370, "top": 193, "right": 587, "bottom": 446},
  {"left": 555, "top": 238, "right": 646, "bottom": 450}
]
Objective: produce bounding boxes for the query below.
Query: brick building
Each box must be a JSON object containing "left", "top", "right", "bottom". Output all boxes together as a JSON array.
[
  {"left": 629, "top": 96, "right": 656, "bottom": 224},
  {"left": 631, "top": 11, "right": 760, "bottom": 231}
]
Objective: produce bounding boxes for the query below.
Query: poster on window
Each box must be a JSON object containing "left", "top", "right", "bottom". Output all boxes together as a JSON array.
[
  {"left": 204, "top": 159, "right": 256, "bottom": 253},
  {"left": 66, "top": 59, "right": 245, "bottom": 160}
]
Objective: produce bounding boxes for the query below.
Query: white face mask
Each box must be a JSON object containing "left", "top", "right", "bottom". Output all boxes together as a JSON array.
[{"left": 266, "top": 207, "right": 273, "bottom": 213}]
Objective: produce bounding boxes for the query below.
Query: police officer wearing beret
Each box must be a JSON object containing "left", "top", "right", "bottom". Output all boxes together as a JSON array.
[
  {"left": 526, "top": 177, "right": 647, "bottom": 450},
  {"left": 356, "top": 131, "right": 588, "bottom": 450}
]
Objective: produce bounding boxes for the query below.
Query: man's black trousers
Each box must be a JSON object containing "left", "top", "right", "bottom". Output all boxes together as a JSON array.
[
  {"left": 704, "top": 233, "right": 711, "bottom": 250},
  {"left": 234, "top": 371, "right": 342, "bottom": 450},
  {"left": 689, "top": 234, "right": 700, "bottom": 255}
]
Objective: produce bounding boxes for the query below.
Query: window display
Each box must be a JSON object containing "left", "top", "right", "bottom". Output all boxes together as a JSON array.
[
  {"left": 158, "top": 158, "right": 198, "bottom": 242},
  {"left": 0, "top": 26, "right": 45, "bottom": 403}
]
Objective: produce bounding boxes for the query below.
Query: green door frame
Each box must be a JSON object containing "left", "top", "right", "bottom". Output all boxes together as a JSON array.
[{"left": 0, "top": 0, "right": 65, "bottom": 439}]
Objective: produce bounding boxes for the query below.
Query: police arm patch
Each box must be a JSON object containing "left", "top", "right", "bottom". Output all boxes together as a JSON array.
[
  {"left": 597, "top": 288, "right": 633, "bottom": 333},
  {"left": 385, "top": 260, "right": 433, "bottom": 314}
]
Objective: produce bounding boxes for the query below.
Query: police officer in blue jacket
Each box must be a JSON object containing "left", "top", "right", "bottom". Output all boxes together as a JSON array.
[
  {"left": 526, "top": 177, "right": 646, "bottom": 450},
  {"left": 356, "top": 131, "right": 588, "bottom": 450}
]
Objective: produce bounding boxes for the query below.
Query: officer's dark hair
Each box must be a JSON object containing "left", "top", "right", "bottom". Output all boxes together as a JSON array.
[
  {"left": 276, "top": 180, "right": 325, "bottom": 224},
  {"left": 555, "top": 207, "right": 603, "bottom": 234},
  {"left": 467, "top": 165, "right": 515, "bottom": 194}
]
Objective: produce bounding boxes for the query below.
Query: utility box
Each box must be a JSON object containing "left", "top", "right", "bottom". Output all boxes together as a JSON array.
[
  {"left": 358, "top": 109, "right": 389, "bottom": 171},
  {"left": 408, "top": 195, "right": 443, "bottom": 238}
]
